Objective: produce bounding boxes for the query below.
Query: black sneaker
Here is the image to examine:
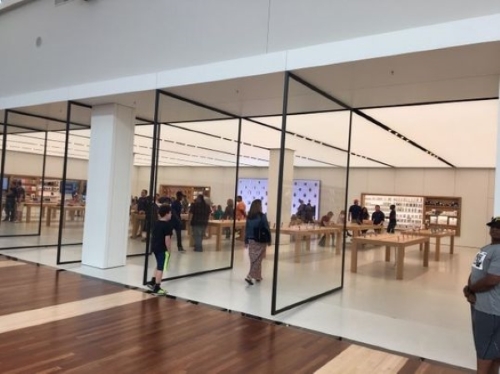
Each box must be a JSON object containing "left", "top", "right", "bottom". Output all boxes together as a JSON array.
[
  {"left": 151, "top": 285, "right": 167, "bottom": 296},
  {"left": 178, "top": 248, "right": 186, "bottom": 252},
  {"left": 145, "top": 277, "right": 156, "bottom": 290}
]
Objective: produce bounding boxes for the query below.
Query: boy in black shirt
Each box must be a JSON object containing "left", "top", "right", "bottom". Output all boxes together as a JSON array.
[{"left": 146, "top": 204, "right": 174, "bottom": 295}]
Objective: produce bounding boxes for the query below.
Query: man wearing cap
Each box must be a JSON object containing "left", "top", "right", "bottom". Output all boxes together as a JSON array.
[
  {"left": 171, "top": 191, "right": 185, "bottom": 252},
  {"left": 464, "top": 217, "right": 500, "bottom": 373}
]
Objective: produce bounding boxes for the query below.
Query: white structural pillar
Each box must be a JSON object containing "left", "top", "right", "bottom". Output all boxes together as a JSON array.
[
  {"left": 82, "top": 104, "right": 135, "bottom": 268},
  {"left": 267, "top": 149, "right": 295, "bottom": 230},
  {"left": 495, "top": 84, "right": 500, "bottom": 217}
]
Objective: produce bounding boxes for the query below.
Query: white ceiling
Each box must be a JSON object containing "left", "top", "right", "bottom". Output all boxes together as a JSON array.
[{"left": 1, "top": 99, "right": 498, "bottom": 168}]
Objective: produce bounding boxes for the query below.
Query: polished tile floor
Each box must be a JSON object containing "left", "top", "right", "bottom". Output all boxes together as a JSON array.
[{"left": 0, "top": 226, "right": 479, "bottom": 370}]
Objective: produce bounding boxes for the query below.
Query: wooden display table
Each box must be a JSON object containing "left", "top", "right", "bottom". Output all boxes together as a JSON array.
[
  {"left": 187, "top": 219, "right": 246, "bottom": 251},
  {"left": 46, "top": 205, "right": 86, "bottom": 227},
  {"left": 25, "top": 202, "right": 58, "bottom": 223},
  {"left": 402, "top": 229, "right": 455, "bottom": 261},
  {"left": 351, "top": 234, "right": 430, "bottom": 280},
  {"left": 207, "top": 220, "right": 246, "bottom": 251},
  {"left": 130, "top": 212, "right": 146, "bottom": 238},
  {"left": 272, "top": 226, "right": 340, "bottom": 262},
  {"left": 332, "top": 222, "right": 381, "bottom": 248}
]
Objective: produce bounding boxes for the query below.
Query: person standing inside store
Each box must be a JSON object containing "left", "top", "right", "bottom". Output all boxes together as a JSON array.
[
  {"left": 4, "top": 181, "right": 17, "bottom": 222},
  {"left": 244, "top": 199, "right": 271, "bottom": 285},
  {"left": 136, "top": 189, "right": 149, "bottom": 238},
  {"left": 235, "top": 195, "right": 247, "bottom": 220},
  {"left": 318, "top": 211, "right": 334, "bottom": 247},
  {"left": 189, "top": 194, "right": 211, "bottom": 252},
  {"left": 463, "top": 217, "right": 500, "bottom": 374},
  {"left": 171, "top": 191, "right": 185, "bottom": 252},
  {"left": 348, "top": 199, "right": 362, "bottom": 223},
  {"left": 223, "top": 198, "right": 234, "bottom": 239},
  {"left": 15, "top": 180, "right": 26, "bottom": 223},
  {"left": 387, "top": 204, "right": 397, "bottom": 233},
  {"left": 371, "top": 205, "right": 385, "bottom": 233},
  {"left": 347, "top": 199, "right": 362, "bottom": 237},
  {"left": 145, "top": 204, "right": 174, "bottom": 296}
]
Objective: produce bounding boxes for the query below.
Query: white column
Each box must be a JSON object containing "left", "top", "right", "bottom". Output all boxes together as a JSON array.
[
  {"left": 267, "top": 148, "right": 294, "bottom": 229},
  {"left": 495, "top": 86, "right": 500, "bottom": 216},
  {"left": 82, "top": 104, "right": 135, "bottom": 269}
]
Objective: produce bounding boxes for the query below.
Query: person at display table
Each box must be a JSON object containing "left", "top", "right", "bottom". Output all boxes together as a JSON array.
[
  {"left": 189, "top": 194, "right": 211, "bottom": 252},
  {"left": 347, "top": 199, "right": 362, "bottom": 237},
  {"left": 213, "top": 205, "right": 224, "bottom": 220},
  {"left": 223, "top": 198, "right": 234, "bottom": 239},
  {"left": 235, "top": 195, "right": 246, "bottom": 220},
  {"left": 303, "top": 201, "right": 315, "bottom": 223},
  {"left": 371, "top": 205, "right": 385, "bottom": 233},
  {"left": 136, "top": 189, "right": 149, "bottom": 238},
  {"left": 387, "top": 204, "right": 397, "bottom": 233},
  {"left": 337, "top": 210, "right": 346, "bottom": 225},
  {"left": 171, "top": 191, "right": 186, "bottom": 252},
  {"left": 4, "top": 181, "right": 17, "bottom": 222},
  {"left": 290, "top": 214, "right": 302, "bottom": 226},
  {"left": 318, "top": 211, "right": 334, "bottom": 247},
  {"left": 15, "top": 180, "right": 25, "bottom": 223},
  {"left": 463, "top": 217, "right": 500, "bottom": 374},
  {"left": 360, "top": 207, "right": 370, "bottom": 234},
  {"left": 235, "top": 195, "right": 247, "bottom": 240}
]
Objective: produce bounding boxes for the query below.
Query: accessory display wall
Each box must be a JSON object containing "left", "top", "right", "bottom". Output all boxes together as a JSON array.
[
  {"left": 238, "top": 178, "right": 320, "bottom": 219},
  {"left": 158, "top": 185, "right": 211, "bottom": 203},
  {"left": 361, "top": 193, "right": 461, "bottom": 236}
]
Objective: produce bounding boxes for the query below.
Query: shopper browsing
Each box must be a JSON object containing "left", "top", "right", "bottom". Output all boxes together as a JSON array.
[{"left": 387, "top": 204, "right": 397, "bottom": 233}]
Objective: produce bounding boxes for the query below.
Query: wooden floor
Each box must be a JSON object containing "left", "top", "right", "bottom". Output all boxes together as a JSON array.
[{"left": 0, "top": 256, "right": 473, "bottom": 374}]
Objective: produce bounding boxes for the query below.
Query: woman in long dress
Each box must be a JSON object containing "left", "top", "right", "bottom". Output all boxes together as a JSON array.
[{"left": 244, "top": 199, "right": 271, "bottom": 285}]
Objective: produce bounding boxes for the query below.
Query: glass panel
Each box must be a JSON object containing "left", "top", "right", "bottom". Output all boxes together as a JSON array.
[
  {"left": 0, "top": 123, "right": 48, "bottom": 244},
  {"left": 273, "top": 75, "right": 349, "bottom": 313},
  {"left": 55, "top": 103, "right": 90, "bottom": 263},
  {"left": 143, "top": 92, "right": 236, "bottom": 283},
  {"left": 59, "top": 127, "right": 90, "bottom": 262}
]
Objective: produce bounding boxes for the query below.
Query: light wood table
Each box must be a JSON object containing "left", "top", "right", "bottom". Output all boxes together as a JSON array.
[
  {"left": 272, "top": 226, "right": 340, "bottom": 262},
  {"left": 402, "top": 229, "right": 455, "bottom": 261},
  {"left": 332, "top": 222, "right": 381, "bottom": 248},
  {"left": 186, "top": 219, "right": 246, "bottom": 250},
  {"left": 207, "top": 220, "right": 246, "bottom": 251},
  {"left": 130, "top": 211, "right": 146, "bottom": 238},
  {"left": 25, "top": 202, "right": 58, "bottom": 223},
  {"left": 46, "top": 205, "right": 86, "bottom": 227},
  {"left": 351, "top": 234, "right": 430, "bottom": 280}
]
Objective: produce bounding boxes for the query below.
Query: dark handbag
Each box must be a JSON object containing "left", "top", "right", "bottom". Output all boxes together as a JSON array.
[{"left": 253, "top": 215, "right": 271, "bottom": 243}]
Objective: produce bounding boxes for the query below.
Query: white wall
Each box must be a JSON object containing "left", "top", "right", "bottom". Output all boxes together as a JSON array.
[
  {"left": 140, "top": 165, "right": 494, "bottom": 248},
  {"left": 3, "top": 150, "right": 88, "bottom": 180},
  {"left": 2, "top": 0, "right": 500, "bottom": 108}
]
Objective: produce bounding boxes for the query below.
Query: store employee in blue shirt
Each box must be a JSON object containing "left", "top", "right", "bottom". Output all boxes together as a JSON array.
[{"left": 371, "top": 205, "right": 385, "bottom": 232}]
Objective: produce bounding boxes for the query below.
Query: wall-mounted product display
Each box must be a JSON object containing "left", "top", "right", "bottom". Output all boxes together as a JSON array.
[
  {"left": 362, "top": 193, "right": 462, "bottom": 236},
  {"left": 158, "top": 185, "right": 211, "bottom": 203},
  {"left": 5, "top": 175, "right": 87, "bottom": 203},
  {"left": 9, "top": 175, "right": 38, "bottom": 195},
  {"left": 423, "top": 196, "right": 462, "bottom": 236},
  {"left": 362, "top": 193, "right": 424, "bottom": 229}
]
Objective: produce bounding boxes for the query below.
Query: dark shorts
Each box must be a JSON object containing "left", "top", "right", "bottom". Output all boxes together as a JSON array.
[
  {"left": 472, "top": 308, "right": 500, "bottom": 360},
  {"left": 153, "top": 251, "right": 166, "bottom": 271}
]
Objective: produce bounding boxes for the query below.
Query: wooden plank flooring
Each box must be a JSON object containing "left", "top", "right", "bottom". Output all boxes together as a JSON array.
[{"left": 0, "top": 255, "right": 474, "bottom": 373}]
